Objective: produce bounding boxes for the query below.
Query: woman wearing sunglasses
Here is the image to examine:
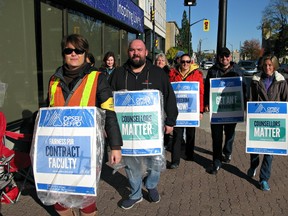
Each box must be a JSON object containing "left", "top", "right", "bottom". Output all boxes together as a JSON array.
[
  {"left": 44, "top": 34, "right": 122, "bottom": 216},
  {"left": 168, "top": 53, "right": 204, "bottom": 169}
]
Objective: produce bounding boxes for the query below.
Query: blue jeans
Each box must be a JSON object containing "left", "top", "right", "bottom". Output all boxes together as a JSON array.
[
  {"left": 250, "top": 154, "right": 273, "bottom": 181},
  {"left": 124, "top": 157, "right": 161, "bottom": 200},
  {"left": 211, "top": 123, "right": 236, "bottom": 166}
]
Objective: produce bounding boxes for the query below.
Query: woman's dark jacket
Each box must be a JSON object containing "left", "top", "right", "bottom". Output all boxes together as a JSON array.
[{"left": 250, "top": 71, "right": 288, "bottom": 102}]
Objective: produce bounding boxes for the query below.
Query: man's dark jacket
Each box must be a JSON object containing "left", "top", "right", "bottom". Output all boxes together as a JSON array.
[
  {"left": 204, "top": 62, "right": 247, "bottom": 107},
  {"left": 109, "top": 60, "right": 178, "bottom": 127}
]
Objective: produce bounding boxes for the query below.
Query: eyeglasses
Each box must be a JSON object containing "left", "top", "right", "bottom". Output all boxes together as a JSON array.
[
  {"left": 180, "top": 60, "right": 191, "bottom": 64},
  {"left": 63, "top": 48, "right": 85, "bottom": 55},
  {"left": 219, "top": 54, "right": 230, "bottom": 58}
]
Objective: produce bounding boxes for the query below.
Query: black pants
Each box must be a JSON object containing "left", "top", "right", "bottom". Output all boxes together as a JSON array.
[
  {"left": 211, "top": 123, "right": 236, "bottom": 166},
  {"left": 164, "top": 133, "right": 173, "bottom": 150},
  {"left": 171, "top": 127, "right": 196, "bottom": 164}
]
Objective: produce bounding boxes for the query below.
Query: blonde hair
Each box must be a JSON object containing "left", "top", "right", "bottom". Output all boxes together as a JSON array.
[
  {"left": 262, "top": 54, "right": 279, "bottom": 71},
  {"left": 155, "top": 53, "right": 168, "bottom": 65}
]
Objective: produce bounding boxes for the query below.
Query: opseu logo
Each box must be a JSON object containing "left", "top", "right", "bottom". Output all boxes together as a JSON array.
[
  {"left": 136, "top": 96, "right": 152, "bottom": 106},
  {"left": 182, "top": 85, "right": 191, "bottom": 90},
  {"left": 255, "top": 104, "right": 279, "bottom": 114},
  {"left": 266, "top": 107, "right": 280, "bottom": 113},
  {"left": 219, "top": 80, "right": 234, "bottom": 87},
  {"left": 63, "top": 116, "right": 83, "bottom": 126}
]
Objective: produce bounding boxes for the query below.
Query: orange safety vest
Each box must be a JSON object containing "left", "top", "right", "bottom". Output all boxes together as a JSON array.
[{"left": 49, "top": 71, "right": 99, "bottom": 107}]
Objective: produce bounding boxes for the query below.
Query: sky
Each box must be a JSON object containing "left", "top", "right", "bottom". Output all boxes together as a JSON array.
[{"left": 166, "top": 0, "right": 270, "bottom": 53}]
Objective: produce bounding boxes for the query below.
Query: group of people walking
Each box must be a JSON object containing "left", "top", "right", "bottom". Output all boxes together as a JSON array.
[{"left": 35, "top": 33, "right": 288, "bottom": 215}]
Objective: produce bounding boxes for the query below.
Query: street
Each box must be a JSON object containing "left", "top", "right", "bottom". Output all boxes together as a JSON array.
[{"left": 1, "top": 117, "right": 288, "bottom": 215}]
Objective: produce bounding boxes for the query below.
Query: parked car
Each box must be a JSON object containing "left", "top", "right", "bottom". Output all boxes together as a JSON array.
[
  {"left": 279, "top": 63, "right": 288, "bottom": 73},
  {"left": 203, "top": 61, "right": 213, "bottom": 70},
  {"left": 200, "top": 60, "right": 206, "bottom": 68},
  {"left": 237, "top": 60, "right": 257, "bottom": 76}
]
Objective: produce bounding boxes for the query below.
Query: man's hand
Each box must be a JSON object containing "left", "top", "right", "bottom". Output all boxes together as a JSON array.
[
  {"left": 110, "top": 150, "right": 122, "bottom": 165},
  {"left": 164, "top": 125, "right": 174, "bottom": 134},
  {"left": 205, "top": 105, "right": 209, "bottom": 112},
  {"left": 200, "top": 113, "right": 203, "bottom": 120}
]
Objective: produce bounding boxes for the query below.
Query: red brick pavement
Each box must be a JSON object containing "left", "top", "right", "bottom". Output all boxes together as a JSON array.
[{"left": 1, "top": 127, "right": 288, "bottom": 216}]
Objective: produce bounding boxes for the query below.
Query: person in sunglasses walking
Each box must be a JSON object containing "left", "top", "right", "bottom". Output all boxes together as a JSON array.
[
  {"left": 204, "top": 47, "right": 247, "bottom": 175},
  {"left": 168, "top": 53, "right": 204, "bottom": 168},
  {"left": 44, "top": 34, "right": 122, "bottom": 216}
]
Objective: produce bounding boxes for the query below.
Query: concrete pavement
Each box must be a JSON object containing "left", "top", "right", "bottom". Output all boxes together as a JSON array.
[{"left": 1, "top": 113, "right": 288, "bottom": 216}]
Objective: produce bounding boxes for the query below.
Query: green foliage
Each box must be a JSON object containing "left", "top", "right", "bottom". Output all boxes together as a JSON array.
[
  {"left": 177, "top": 10, "right": 192, "bottom": 53},
  {"left": 166, "top": 47, "right": 179, "bottom": 61}
]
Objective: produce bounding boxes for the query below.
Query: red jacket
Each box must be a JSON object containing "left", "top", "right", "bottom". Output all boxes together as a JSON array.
[{"left": 169, "top": 65, "right": 204, "bottom": 113}]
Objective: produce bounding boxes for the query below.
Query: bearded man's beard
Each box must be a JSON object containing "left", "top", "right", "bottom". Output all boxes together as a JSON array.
[{"left": 129, "top": 56, "right": 146, "bottom": 68}]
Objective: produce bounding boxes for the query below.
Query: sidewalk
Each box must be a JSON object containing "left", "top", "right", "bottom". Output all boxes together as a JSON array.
[{"left": 1, "top": 116, "right": 288, "bottom": 216}]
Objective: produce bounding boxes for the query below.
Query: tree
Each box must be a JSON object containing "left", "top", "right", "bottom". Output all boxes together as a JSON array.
[
  {"left": 261, "top": 0, "right": 288, "bottom": 58},
  {"left": 176, "top": 10, "right": 192, "bottom": 53},
  {"left": 166, "top": 47, "right": 179, "bottom": 65},
  {"left": 241, "top": 39, "right": 261, "bottom": 60}
]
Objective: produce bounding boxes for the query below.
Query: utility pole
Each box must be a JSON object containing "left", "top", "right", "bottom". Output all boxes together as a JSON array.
[{"left": 216, "top": 0, "right": 228, "bottom": 55}]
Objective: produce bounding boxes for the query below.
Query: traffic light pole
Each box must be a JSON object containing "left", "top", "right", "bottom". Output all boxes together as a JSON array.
[
  {"left": 190, "top": 18, "right": 206, "bottom": 27},
  {"left": 189, "top": 18, "right": 206, "bottom": 56}
]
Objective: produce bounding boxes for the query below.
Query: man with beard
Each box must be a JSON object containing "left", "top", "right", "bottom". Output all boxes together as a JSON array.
[
  {"left": 204, "top": 47, "right": 247, "bottom": 175},
  {"left": 109, "top": 39, "right": 178, "bottom": 209}
]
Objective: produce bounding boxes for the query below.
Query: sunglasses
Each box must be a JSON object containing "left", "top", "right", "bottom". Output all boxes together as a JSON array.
[
  {"left": 219, "top": 54, "right": 230, "bottom": 58},
  {"left": 180, "top": 60, "right": 191, "bottom": 64},
  {"left": 63, "top": 48, "right": 85, "bottom": 55}
]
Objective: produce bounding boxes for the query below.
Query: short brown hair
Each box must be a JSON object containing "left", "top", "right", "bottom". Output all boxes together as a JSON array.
[{"left": 61, "top": 34, "right": 89, "bottom": 58}]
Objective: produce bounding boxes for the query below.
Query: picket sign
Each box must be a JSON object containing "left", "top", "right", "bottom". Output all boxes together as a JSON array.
[
  {"left": 113, "top": 90, "right": 164, "bottom": 156},
  {"left": 33, "top": 107, "right": 99, "bottom": 196},
  {"left": 246, "top": 102, "right": 288, "bottom": 155}
]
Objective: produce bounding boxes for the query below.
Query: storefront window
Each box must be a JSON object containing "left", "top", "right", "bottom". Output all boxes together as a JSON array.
[
  {"left": 0, "top": 0, "right": 38, "bottom": 122},
  {"left": 0, "top": 0, "right": 140, "bottom": 124},
  {"left": 68, "top": 11, "right": 102, "bottom": 67},
  {"left": 120, "top": 31, "right": 137, "bottom": 65},
  {"left": 104, "top": 24, "right": 120, "bottom": 66},
  {"left": 41, "top": 2, "right": 63, "bottom": 104}
]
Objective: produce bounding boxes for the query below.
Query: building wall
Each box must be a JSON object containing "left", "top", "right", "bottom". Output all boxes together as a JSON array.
[
  {"left": 165, "top": 22, "right": 180, "bottom": 53},
  {"left": 0, "top": 0, "right": 142, "bottom": 124},
  {"left": 139, "top": 0, "right": 166, "bottom": 54}
]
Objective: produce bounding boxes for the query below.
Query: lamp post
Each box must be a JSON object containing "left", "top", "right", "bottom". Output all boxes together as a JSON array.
[
  {"left": 184, "top": 0, "right": 197, "bottom": 56},
  {"left": 198, "top": 38, "right": 207, "bottom": 62}
]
